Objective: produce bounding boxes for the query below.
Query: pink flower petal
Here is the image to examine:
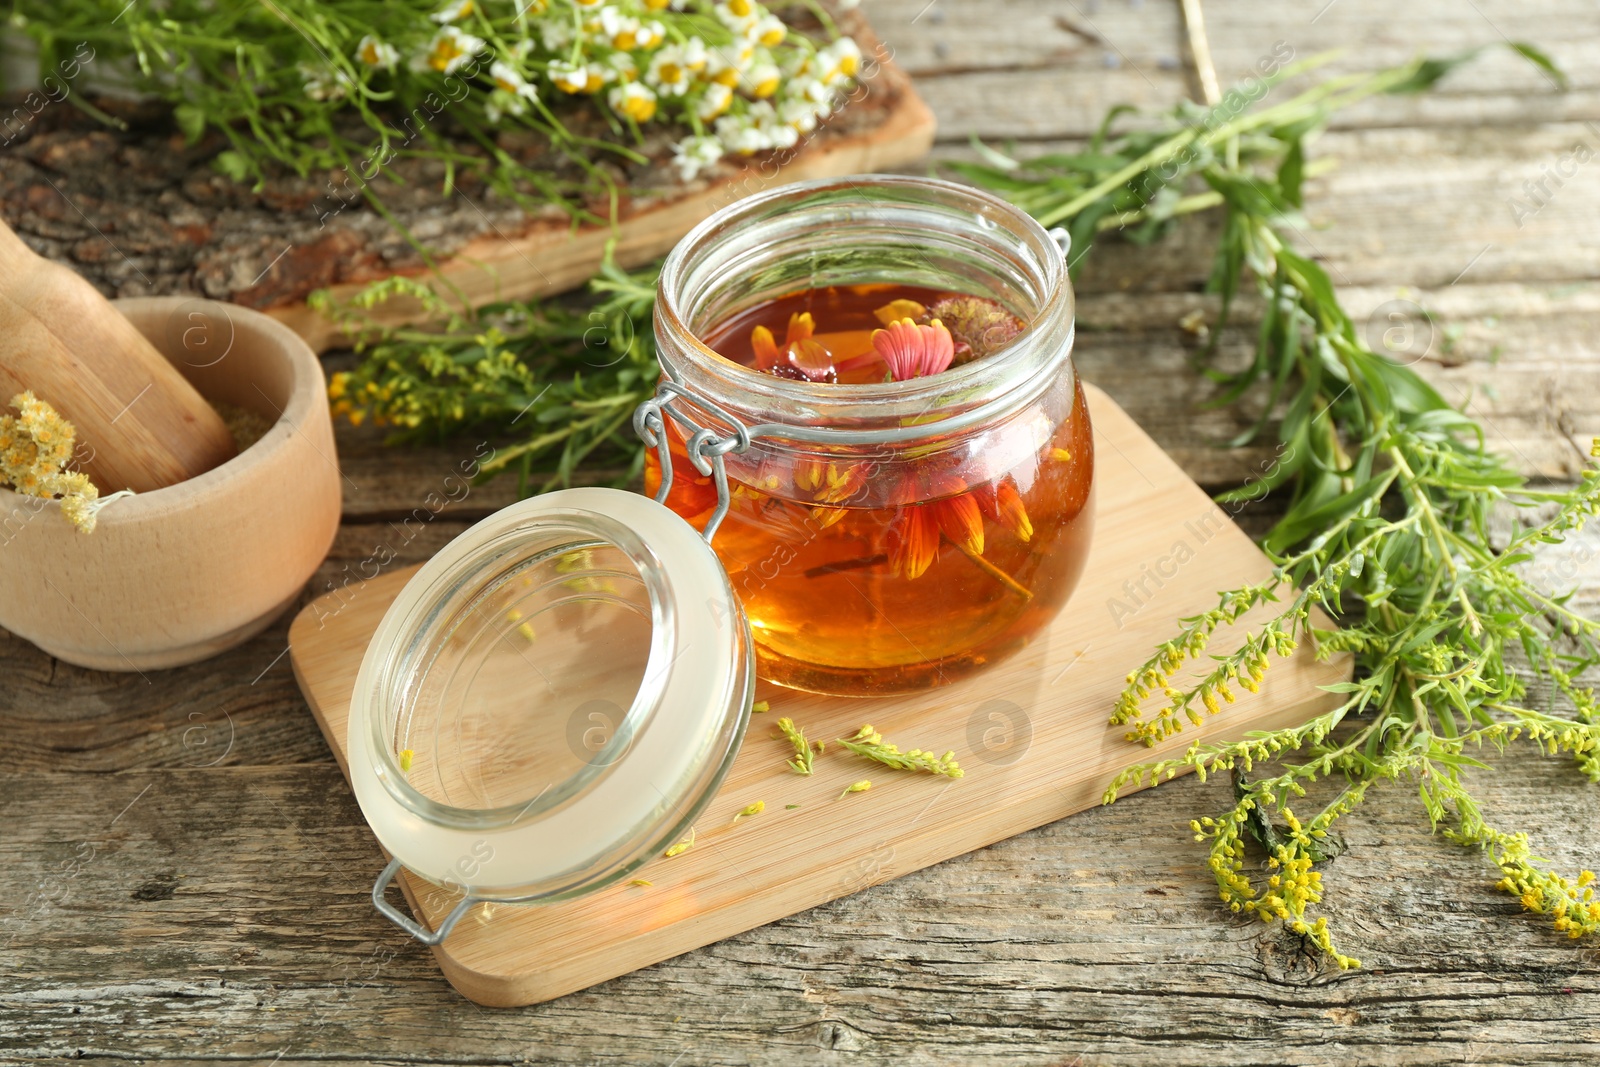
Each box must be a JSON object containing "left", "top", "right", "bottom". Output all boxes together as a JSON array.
[{"left": 871, "top": 319, "right": 957, "bottom": 382}]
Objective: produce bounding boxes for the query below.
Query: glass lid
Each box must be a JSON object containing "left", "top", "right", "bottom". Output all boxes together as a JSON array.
[{"left": 347, "top": 487, "right": 753, "bottom": 906}]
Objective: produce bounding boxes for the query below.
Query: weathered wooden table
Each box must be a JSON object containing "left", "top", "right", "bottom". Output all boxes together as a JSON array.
[{"left": 4, "top": 2, "right": 1600, "bottom": 1063}]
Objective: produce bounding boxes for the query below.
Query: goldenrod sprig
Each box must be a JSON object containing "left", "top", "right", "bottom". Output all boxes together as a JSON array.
[
  {"left": 836, "top": 725, "right": 963, "bottom": 778},
  {"left": 957, "top": 43, "right": 1600, "bottom": 964},
  {"left": 775, "top": 717, "right": 822, "bottom": 775}
]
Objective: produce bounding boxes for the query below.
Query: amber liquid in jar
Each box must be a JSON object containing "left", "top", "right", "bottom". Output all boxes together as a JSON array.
[{"left": 647, "top": 284, "right": 1094, "bottom": 695}]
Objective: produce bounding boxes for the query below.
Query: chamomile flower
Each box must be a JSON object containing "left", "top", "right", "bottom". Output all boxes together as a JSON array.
[
  {"left": 818, "top": 37, "right": 862, "bottom": 84},
  {"left": 672, "top": 135, "right": 724, "bottom": 181},
  {"left": 705, "top": 42, "right": 753, "bottom": 87},
  {"left": 647, "top": 45, "right": 694, "bottom": 96},
  {"left": 431, "top": 0, "right": 476, "bottom": 23},
  {"left": 635, "top": 20, "right": 666, "bottom": 50},
  {"left": 680, "top": 37, "right": 709, "bottom": 72},
  {"left": 788, "top": 74, "right": 830, "bottom": 105},
  {"left": 606, "top": 52, "right": 638, "bottom": 83},
  {"left": 539, "top": 19, "right": 573, "bottom": 51},
  {"left": 549, "top": 58, "right": 605, "bottom": 93},
  {"left": 491, "top": 61, "right": 538, "bottom": 100},
  {"left": 716, "top": 103, "right": 778, "bottom": 154},
  {"left": 413, "top": 26, "right": 486, "bottom": 75},
  {"left": 751, "top": 15, "right": 787, "bottom": 48},
  {"left": 486, "top": 61, "right": 538, "bottom": 119},
  {"left": 548, "top": 58, "right": 587, "bottom": 93},
  {"left": 299, "top": 62, "right": 352, "bottom": 101},
  {"left": 354, "top": 35, "right": 398, "bottom": 71},
  {"left": 696, "top": 81, "right": 733, "bottom": 120},
  {"left": 715, "top": 0, "right": 760, "bottom": 34},
  {"left": 598, "top": 7, "right": 643, "bottom": 50},
  {"left": 608, "top": 80, "right": 658, "bottom": 123},
  {"left": 761, "top": 113, "right": 799, "bottom": 149},
  {"left": 740, "top": 59, "right": 782, "bottom": 98},
  {"left": 780, "top": 94, "right": 824, "bottom": 133}
]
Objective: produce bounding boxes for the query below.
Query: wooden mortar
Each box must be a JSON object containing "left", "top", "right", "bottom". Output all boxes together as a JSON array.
[
  {"left": 0, "top": 297, "right": 341, "bottom": 671},
  {"left": 0, "top": 219, "right": 236, "bottom": 492}
]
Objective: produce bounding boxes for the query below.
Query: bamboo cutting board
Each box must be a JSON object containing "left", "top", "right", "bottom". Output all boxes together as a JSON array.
[{"left": 289, "top": 384, "right": 1352, "bottom": 1006}]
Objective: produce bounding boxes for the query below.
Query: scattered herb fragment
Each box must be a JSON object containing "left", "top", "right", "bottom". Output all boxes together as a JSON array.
[
  {"left": 628, "top": 879, "right": 652, "bottom": 888},
  {"left": 751, "top": 700, "right": 770, "bottom": 714},
  {"left": 663, "top": 828, "right": 695, "bottom": 859},
  {"left": 776, "top": 717, "right": 823, "bottom": 775},
  {"left": 837, "top": 725, "right": 963, "bottom": 778},
  {"left": 839, "top": 780, "right": 872, "bottom": 799},
  {"left": 732, "top": 801, "right": 765, "bottom": 824},
  {"left": 786, "top": 804, "right": 801, "bottom": 810},
  {"left": 398, "top": 749, "right": 414, "bottom": 773}
]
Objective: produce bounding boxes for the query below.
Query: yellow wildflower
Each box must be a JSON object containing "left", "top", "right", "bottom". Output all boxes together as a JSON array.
[
  {"left": 609, "top": 82, "right": 658, "bottom": 123},
  {"left": 0, "top": 392, "right": 128, "bottom": 534}
]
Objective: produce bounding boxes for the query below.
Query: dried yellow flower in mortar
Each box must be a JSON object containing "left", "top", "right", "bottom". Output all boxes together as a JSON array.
[{"left": 0, "top": 392, "right": 132, "bottom": 534}]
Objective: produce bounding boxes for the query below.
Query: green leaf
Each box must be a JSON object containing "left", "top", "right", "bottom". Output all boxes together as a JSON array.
[
  {"left": 1264, "top": 471, "right": 1392, "bottom": 555},
  {"left": 1278, "top": 138, "right": 1305, "bottom": 209},
  {"left": 213, "top": 150, "right": 252, "bottom": 182},
  {"left": 174, "top": 103, "right": 206, "bottom": 143},
  {"left": 1506, "top": 41, "right": 1568, "bottom": 90}
]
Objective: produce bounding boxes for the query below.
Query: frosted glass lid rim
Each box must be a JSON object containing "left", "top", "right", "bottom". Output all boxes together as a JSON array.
[{"left": 346, "top": 487, "right": 751, "bottom": 895}]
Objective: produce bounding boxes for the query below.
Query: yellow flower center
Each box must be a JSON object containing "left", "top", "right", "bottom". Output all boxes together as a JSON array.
[
  {"left": 429, "top": 39, "right": 465, "bottom": 72},
  {"left": 621, "top": 93, "right": 656, "bottom": 122}
]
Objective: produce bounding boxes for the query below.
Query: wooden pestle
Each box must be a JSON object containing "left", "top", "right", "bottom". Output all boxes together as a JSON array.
[{"left": 0, "top": 217, "right": 236, "bottom": 493}]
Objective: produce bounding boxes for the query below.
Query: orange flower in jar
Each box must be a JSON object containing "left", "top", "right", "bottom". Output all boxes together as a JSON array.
[{"left": 785, "top": 316, "right": 1033, "bottom": 583}]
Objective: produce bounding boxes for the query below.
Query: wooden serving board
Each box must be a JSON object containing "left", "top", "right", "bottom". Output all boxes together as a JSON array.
[{"left": 289, "top": 384, "right": 1352, "bottom": 1007}]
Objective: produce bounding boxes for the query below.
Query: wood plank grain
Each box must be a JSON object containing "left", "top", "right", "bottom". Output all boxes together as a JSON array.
[
  {"left": 1, "top": 752, "right": 1596, "bottom": 1064},
  {"left": 2, "top": 0, "right": 1600, "bottom": 1059}
]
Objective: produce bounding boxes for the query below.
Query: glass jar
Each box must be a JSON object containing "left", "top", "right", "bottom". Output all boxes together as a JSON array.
[{"left": 647, "top": 175, "right": 1094, "bottom": 696}]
